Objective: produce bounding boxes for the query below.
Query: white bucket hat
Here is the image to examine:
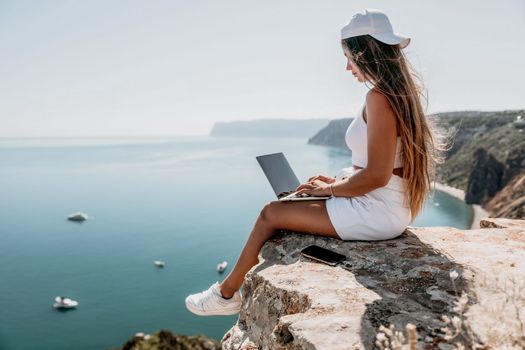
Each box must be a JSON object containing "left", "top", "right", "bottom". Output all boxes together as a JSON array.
[{"left": 341, "top": 8, "right": 410, "bottom": 49}]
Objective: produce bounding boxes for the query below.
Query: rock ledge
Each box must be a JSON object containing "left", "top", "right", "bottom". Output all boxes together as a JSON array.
[{"left": 222, "top": 219, "right": 525, "bottom": 349}]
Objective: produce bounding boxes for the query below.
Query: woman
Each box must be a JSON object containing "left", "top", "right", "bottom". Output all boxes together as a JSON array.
[{"left": 185, "top": 8, "right": 443, "bottom": 316}]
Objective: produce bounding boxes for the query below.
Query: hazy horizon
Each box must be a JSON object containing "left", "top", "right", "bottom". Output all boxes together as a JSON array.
[
  {"left": 2, "top": 0, "right": 524, "bottom": 137},
  {"left": 2, "top": 107, "right": 525, "bottom": 139}
]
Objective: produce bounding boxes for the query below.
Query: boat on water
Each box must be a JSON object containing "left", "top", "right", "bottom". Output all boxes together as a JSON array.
[
  {"left": 67, "top": 212, "right": 88, "bottom": 222},
  {"left": 217, "top": 261, "right": 228, "bottom": 273},
  {"left": 53, "top": 296, "right": 79, "bottom": 309},
  {"left": 154, "top": 260, "right": 165, "bottom": 268}
]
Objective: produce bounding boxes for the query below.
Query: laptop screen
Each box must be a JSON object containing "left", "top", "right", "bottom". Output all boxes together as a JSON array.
[{"left": 256, "top": 152, "right": 301, "bottom": 198}]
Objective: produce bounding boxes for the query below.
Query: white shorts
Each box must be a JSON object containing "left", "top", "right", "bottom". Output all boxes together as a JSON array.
[{"left": 325, "top": 167, "right": 412, "bottom": 241}]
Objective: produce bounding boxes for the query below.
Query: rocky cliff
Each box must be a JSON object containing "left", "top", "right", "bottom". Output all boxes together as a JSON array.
[
  {"left": 484, "top": 171, "right": 525, "bottom": 219},
  {"left": 434, "top": 110, "right": 525, "bottom": 219},
  {"left": 436, "top": 110, "right": 524, "bottom": 191},
  {"left": 308, "top": 118, "right": 353, "bottom": 151},
  {"left": 119, "top": 330, "right": 220, "bottom": 350},
  {"left": 222, "top": 219, "right": 525, "bottom": 349},
  {"left": 464, "top": 148, "right": 505, "bottom": 204}
]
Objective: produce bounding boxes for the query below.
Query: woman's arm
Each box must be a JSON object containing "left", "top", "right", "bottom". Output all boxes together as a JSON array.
[{"left": 329, "top": 90, "right": 398, "bottom": 197}]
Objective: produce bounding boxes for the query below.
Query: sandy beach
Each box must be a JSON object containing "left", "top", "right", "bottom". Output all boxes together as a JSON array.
[{"left": 432, "top": 182, "right": 489, "bottom": 229}]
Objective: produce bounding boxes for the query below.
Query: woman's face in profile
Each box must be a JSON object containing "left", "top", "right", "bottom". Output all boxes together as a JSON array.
[{"left": 344, "top": 51, "right": 365, "bottom": 83}]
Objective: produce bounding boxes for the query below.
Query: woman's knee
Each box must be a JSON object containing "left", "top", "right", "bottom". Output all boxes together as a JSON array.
[{"left": 258, "top": 201, "right": 280, "bottom": 226}]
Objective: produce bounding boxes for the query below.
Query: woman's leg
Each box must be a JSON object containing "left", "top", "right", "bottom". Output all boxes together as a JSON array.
[{"left": 219, "top": 200, "right": 340, "bottom": 298}]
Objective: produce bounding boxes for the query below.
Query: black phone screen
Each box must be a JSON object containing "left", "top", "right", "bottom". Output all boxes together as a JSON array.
[{"left": 300, "top": 245, "right": 346, "bottom": 266}]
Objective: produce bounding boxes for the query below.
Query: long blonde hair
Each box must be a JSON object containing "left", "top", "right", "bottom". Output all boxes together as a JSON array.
[{"left": 342, "top": 35, "right": 447, "bottom": 219}]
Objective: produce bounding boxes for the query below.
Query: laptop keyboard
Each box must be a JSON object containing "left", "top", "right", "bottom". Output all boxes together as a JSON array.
[{"left": 278, "top": 191, "right": 311, "bottom": 199}]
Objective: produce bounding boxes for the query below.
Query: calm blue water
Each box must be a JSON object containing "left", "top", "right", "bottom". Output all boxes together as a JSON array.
[{"left": 0, "top": 137, "right": 472, "bottom": 350}]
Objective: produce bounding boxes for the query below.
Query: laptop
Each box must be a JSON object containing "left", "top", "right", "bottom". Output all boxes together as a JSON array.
[{"left": 256, "top": 152, "right": 332, "bottom": 201}]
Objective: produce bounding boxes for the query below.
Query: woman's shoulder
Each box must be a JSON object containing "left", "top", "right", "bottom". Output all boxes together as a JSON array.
[
  {"left": 364, "top": 88, "right": 395, "bottom": 122},
  {"left": 365, "top": 88, "right": 391, "bottom": 109}
]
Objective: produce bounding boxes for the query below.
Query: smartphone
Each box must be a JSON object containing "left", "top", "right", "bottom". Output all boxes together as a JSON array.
[{"left": 300, "top": 245, "right": 347, "bottom": 266}]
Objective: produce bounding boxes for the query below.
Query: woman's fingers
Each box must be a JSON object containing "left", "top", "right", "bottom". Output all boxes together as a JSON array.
[
  {"left": 308, "top": 175, "right": 329, "bottom": 182},
  {"left": 297, "top": 180, "right": 319, "bottom": 190},
  {"left": 297, "top": 179, "right": 322, "bottom": 189},
  {"left": 295, "top": 188, "right": 310, "bottom": 196},
  {"left": 317, "top": 175, "right": 336, "bottom": 184},
  {"left": 297, "top": 178, "right": 326, "bottom": 191},
  {"left": 308, "top": 176, "right": 329, "bottom": 184}
]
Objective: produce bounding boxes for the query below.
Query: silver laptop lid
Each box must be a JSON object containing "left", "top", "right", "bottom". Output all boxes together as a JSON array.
[{"left": 256, "top": 152, "right": 301, "bottom": 197}]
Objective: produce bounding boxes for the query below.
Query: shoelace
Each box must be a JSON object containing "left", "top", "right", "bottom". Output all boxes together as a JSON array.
[{"left": 199, "top": 283, "right": 224, "bottom": 311}]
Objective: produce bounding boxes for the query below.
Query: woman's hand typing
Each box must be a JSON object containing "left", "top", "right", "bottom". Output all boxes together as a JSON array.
[
  {"left": 306, "top": 174, "right": 336, "bottom": 184},
  {"left": 294, "top": 179, "right": 332, "bottom": 197}
]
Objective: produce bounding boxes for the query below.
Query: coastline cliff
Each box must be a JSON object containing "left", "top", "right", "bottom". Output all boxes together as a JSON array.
[
  {"left": 307, "top": 118, "right": 353, "bottom": 151},
  {"left": 437, "top": 110, "right": 525, "bottom": 219}
]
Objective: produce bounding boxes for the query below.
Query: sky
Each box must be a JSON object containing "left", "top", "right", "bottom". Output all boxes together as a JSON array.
[{"left": 1, "top": 0, "right": 524, "bottom": 137}]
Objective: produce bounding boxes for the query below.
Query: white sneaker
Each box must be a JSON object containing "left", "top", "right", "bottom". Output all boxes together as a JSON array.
[{"left": 185, "top": 282, "right": 242, "bottom": 316}]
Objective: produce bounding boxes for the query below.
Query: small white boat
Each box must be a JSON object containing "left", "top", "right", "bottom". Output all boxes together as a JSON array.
[
  {"left": 217, "top": 261, "right": 228, "bottom": 273},
  {"left": 67, "top": 212, "right": 88, "bottom": 222},
  {"left": 53, "top": 296, "right": 79, "bottom": 309},
  {"left": 154, "top": 260, "right": 165, "bottom": 268}
]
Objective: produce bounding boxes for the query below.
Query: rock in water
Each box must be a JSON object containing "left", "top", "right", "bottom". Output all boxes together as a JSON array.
[{"left": 67, "top": 212, "right": 88, "bottom": 222}]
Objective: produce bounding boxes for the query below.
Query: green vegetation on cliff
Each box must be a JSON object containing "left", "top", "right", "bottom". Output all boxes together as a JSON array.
[
  {"left": 435, "top": 110, "right": 525, "bottom": 190},
  {"left": 118, "top": 330, "right": 220, "bottom": 350},
  {"left": 434, "top": 110, "right": 525, "bottom": 218}
]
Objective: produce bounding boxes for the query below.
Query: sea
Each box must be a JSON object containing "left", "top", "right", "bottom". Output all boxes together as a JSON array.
[{"left": 0, "top": 136, "right": 473, "bottom": 350}]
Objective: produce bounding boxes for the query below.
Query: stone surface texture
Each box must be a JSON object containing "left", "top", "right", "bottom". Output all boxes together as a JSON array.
[{"left": 221, "top": 220, "right": 525, "bottom": 350}]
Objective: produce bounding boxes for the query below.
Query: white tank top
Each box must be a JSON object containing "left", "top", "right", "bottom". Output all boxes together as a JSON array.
[{"left": 345, "top": 105, "right": 404, "bottom": 168}]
